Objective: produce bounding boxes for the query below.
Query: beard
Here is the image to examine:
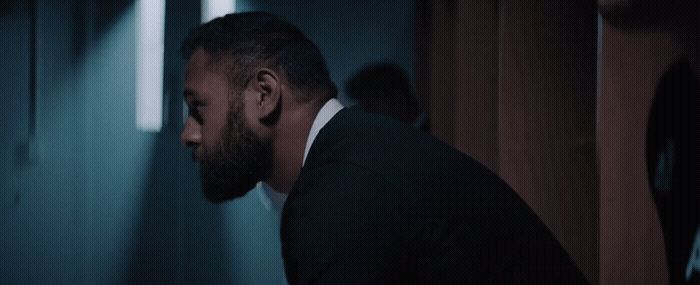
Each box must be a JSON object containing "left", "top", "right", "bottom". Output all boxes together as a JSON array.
[{"left": 198, "top": 102, "right": 272, "bottom": 203}]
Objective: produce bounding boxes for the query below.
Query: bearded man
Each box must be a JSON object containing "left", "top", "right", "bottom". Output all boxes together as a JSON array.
[{"left": 180, "top": 11, "right": 586, "bottom": 284}]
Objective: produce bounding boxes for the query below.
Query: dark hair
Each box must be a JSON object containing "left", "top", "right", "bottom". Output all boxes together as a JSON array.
[
  {"left": 345, "top": 63, "right": 414, "bottom": 103},
  {"left": 181, "top": 12, "right": 336, "bottom": 102},
  {"left": 345, "top": 63, "right": 421, "bottom": 124}
]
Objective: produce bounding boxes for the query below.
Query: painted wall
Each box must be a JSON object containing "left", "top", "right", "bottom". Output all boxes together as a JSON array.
[{"left": 0, "top": 0, "right": 231, "bottom": 283}]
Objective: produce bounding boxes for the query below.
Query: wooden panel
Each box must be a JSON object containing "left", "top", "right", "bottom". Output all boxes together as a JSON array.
[
  {"left": 423, "top": 0, "right": 455, "bottom": 144},
  {"left": 452, "top": 0, "right": 499, "bottom": 171},
  {"left": 597, "top": 22, "right": 679, "bottom": 284},
  {"left": 415, "top": 0, "right": 499, "bottom": 171},
  {"left": 498, "top": 1, "right": 598, "bottom": 282}
]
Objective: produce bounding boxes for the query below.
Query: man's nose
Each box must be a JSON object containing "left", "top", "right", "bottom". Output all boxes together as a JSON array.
[{"left": 180, "top": 117, "right": 201, "bottom": 147}]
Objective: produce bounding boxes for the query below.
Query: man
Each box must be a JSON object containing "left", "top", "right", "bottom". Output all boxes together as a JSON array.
[
  {"left": 646, "top": 57, "right": 700, "bottom": 284},
  {"left": 345, "top": 63, "right": 428, "bottom": 130},
  {"left": 180, "top": 12, "right": 586, "bottom": 284}
]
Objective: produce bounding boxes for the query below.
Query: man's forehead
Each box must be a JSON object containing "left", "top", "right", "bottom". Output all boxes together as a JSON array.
[
  {"left": 186, "top": 48, "right": 240, "bottom": 78},
  {"left": 184, "top": 51, "right": 232, "bottom": 98},
  {"left": 187, "top": 48, "right": 217, "bottom": 70},
  {"left": 186, "top": 50, "right": 225, "bottom": 78}
]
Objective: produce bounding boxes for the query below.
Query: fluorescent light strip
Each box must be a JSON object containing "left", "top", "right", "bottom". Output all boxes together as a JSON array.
[
  {"left": 135, "top": 0, "right": 165, "bottom": 132},
  {"left": 202, "top": 0, "right": 236, "bottom": 23}
]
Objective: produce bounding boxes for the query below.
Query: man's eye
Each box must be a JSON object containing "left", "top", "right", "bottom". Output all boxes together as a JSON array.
[{"left": 189, "top": 104, "right": 204, "bottom": 122}]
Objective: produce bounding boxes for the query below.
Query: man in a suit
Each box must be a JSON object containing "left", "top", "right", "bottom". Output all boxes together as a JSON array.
[{"left": 180, "top": 11, "right": 587, "bottom": 284}]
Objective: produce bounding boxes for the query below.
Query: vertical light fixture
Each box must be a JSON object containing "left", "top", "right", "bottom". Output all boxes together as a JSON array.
[
  {"left": 135, "top": 0, "right": 165, "bottom": 132},
  {"left": 201, "top": 0, "right": 235, "bottom": 23}
]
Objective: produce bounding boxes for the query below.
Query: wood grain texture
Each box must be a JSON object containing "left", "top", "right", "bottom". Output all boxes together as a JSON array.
[
  {"left": 417, "top": 1, "right": 598, "bottom": 281},
  {"left": 597, "top": 22, "right": 680, "bottom": 285},
  {"left": 498, "top": 1, "right": 598, "bottom": 282},
  {"left": 415, "top": 0, "right": 499, "bottom": 172}
]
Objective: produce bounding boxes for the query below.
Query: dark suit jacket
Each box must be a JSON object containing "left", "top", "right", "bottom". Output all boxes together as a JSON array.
[{"left": 281, "top": 107, "right": 587, "bottom": 284}]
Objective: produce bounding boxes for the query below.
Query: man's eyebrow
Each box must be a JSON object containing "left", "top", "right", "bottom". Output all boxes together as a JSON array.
[{"left": 184, "top": 88, "right": 196, "bottom": 99}]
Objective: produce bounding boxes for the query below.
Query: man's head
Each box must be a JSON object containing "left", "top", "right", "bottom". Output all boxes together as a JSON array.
[
  {"left": 180, "top": 12, "right": 336, "bottom": 202},
  {"left": 345, "top": 63, "right": 420, "bottom": 125}
]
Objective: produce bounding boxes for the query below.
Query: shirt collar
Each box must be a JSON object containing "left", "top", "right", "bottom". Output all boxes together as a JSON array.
[{"left": 303, "top": 98, "right": 344, "bottom": 165}]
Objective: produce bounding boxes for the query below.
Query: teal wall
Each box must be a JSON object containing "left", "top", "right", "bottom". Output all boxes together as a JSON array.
[{"left": 0, "top": 0, "right": 413, "bottom": 284}]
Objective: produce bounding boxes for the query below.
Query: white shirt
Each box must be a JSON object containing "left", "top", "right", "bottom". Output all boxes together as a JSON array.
[
  {"left": 303, "top": 98, "right": 345, "bottom": 165},
  {"left": 257, "top": 182, "right": 288, "bottom": 212}
]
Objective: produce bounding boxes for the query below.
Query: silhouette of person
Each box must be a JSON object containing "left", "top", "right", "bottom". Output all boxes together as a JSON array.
[{"left": 345, "top": 63, "right": 428, "bottom": 130}]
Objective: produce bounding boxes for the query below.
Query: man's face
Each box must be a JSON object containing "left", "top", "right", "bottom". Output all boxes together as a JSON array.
[{"left": 181, "top": 49, "right": 272, "bottom": 202}]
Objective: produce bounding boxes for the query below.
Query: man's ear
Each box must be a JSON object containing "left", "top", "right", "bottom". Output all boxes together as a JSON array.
[{"left": 251, "top": 68, "right": 282, "bottom": 124}]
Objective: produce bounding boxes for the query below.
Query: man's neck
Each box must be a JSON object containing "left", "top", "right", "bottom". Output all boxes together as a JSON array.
[{"left": 265, "top": 102, "right": 324, "bottom": 194}]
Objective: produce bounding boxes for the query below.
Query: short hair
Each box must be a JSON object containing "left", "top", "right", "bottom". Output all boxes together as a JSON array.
[
  {"left": 181, "top": 12, "right": 337, "bottom": 102},
  {"left": 345, "top": 63, "right": 415, "bottom": 103},
  {"left": 345, "top": 63, "right": 422, "bottom": 125}
]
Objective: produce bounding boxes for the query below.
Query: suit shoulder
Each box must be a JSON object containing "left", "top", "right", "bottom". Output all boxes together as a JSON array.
[{"left": 291, "top": 161, "right": 403, "bottom": 219}]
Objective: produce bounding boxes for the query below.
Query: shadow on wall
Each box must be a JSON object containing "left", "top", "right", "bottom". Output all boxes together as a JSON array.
[
  {"left": 1, "top": 0, "right": 231, "bottom": 282},
  {"left": 125, "top": 103, "right": 231, "bottom": 283}
]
